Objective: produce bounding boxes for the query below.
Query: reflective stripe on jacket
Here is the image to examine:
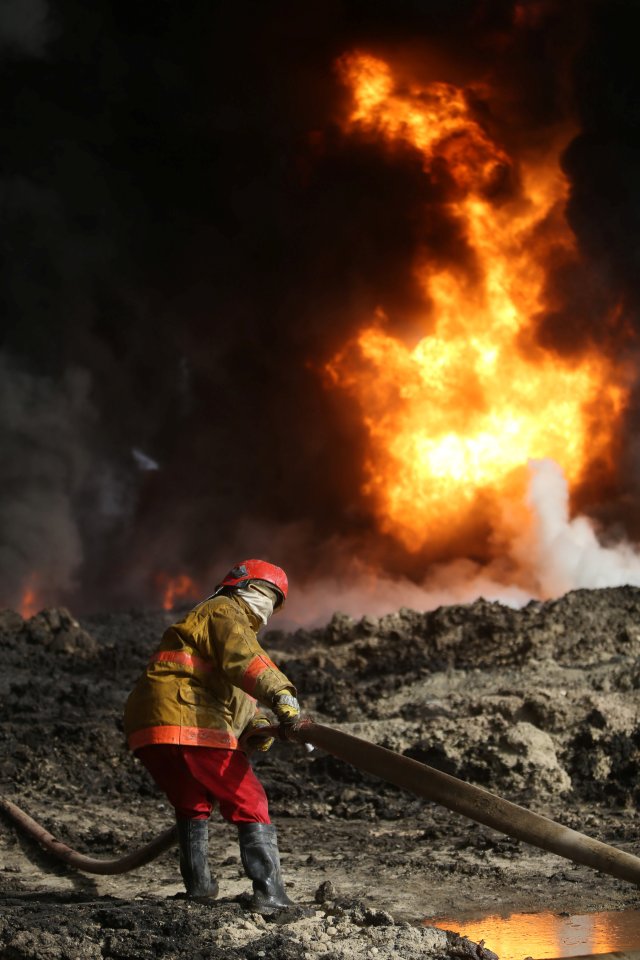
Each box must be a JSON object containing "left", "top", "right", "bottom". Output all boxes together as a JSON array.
[{"left": 123, "top": 594, "right": 294, "bottom": 751}]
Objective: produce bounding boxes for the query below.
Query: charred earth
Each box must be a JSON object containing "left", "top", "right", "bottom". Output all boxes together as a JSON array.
[{"left": 1, "top": 588, "right": 640, "bottom": 959}]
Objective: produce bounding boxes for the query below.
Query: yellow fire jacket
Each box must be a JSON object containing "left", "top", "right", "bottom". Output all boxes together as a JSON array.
[{"left": 124, "top": 594, "right": 295, "bottom": 752}]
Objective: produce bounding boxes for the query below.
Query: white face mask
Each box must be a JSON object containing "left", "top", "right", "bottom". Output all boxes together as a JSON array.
[{"left": 234, "top": 582, "right": 279, "bottom": 626}]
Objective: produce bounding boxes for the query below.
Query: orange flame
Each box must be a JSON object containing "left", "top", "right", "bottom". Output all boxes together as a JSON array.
[
  {"left": 19, "top": 575, "right": 39, "bottom": 619},
  {"left": 326, "top": 52, "right": 627, "bottom": 552},
  {"left": 156, "top": 573, "right": 198, "bottom": 611}
]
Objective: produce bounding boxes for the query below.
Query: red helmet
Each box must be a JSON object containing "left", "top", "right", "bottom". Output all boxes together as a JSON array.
[{"left": 216, "top": 559, "right": 288, "bottom": 608}]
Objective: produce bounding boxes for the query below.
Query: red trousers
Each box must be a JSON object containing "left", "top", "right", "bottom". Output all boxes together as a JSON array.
[{"left": 135, "top": 744, "right": 270, "bottom": 823}]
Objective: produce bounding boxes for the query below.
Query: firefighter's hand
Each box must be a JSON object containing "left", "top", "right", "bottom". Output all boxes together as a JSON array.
[
  {"left": 242, "top": 717, "right": 274, "bottom": 754},
  {"left": 273, "top": 690, "right": 300, "bottom": 726}
]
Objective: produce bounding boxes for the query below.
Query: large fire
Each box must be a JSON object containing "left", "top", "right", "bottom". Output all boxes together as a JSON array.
[{"left": 326, "top": 53, "right": 627, "bottom": 552}]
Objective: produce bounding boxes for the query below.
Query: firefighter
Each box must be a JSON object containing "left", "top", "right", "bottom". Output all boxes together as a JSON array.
[{"left": 124, "top": 560, "right": 300, "bottom": 912}]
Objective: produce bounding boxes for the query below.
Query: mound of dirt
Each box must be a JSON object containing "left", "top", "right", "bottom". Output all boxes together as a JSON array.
[
  {"left": 1, "top": 588, "right": 640, "bottom": 959},
  {"left": 0, "top": 895, "right": 499, "bottom": 960}
]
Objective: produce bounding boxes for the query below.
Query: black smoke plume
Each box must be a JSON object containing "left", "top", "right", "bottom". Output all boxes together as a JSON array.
[{"left": 1, "top": 0, "right": 639, "bottom": 613}]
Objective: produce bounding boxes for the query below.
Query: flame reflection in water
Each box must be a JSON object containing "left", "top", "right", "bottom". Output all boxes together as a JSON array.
[{"left": 430, "top": 909, "right": 640, "bottom": 959}]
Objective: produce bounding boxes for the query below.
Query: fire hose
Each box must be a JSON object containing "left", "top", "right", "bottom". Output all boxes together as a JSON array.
[
  {"left": 0, "top": 796, "right": 177, "bottom": 875},
  {"left": 1, "top": 718, "right": 640, "bottom": 885}
]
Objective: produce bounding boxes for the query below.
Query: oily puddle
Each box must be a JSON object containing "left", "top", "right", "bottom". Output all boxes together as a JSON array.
[{"left": 429, "top": 909, "right": 640, "bottom": 959}]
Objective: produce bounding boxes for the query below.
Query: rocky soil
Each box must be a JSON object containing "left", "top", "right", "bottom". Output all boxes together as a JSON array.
[{"left": 1, "top": 588, "right": 640, "bottom": 959}]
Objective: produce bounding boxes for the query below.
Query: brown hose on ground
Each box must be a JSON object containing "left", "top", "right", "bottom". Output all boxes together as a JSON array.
[
  {"left": 284, "top": 719, "right": 640, "bottom": 886},
  {"left": 4, "top": 719, "right": 640, "bottom": 885},
  {"left": 0, "top": 795, "right": 177, "bottom": 875}
]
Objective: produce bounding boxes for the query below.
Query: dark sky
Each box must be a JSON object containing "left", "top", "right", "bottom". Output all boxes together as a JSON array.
[{"left": 1, "top": 0, "right": 640, "bottom": 611}]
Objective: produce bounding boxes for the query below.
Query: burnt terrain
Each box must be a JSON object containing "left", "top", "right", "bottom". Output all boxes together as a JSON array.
[{"left": 1, "top": 588, "right": 640, "bottom": 959}]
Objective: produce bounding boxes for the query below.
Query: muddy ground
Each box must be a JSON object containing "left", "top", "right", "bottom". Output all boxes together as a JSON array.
[{"left": 1, "top": 587, "right": 639, "bottom": 959}]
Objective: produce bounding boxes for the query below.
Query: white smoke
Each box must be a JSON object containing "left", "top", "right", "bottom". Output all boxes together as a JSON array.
[
  {"left": 278, "top": 458, "right": 640, "bottom": 628},
  {"left": 280, "top": 560, "right": 532, "bottom": 630},
  {"left": 520, "top": 458, "right": 640, "bottom": 595}
]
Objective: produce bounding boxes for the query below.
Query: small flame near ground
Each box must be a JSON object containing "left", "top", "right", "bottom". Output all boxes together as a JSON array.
[
  {"left": 155, "top": 573, "right": 199, "bottom": 612},
  {"left": 19, "top": 576, "right": 39, "bottom": 619},
  {"left": 326, "top": 52, "right": 628, "bottom": 554}
]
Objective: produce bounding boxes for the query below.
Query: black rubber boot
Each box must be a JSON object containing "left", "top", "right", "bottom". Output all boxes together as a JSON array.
[
  {"left": 176, "top": 817, "right": 219, "bottom": 901},
  {"left": 237, "top": 822, "right": 294, "bottom": 913}
]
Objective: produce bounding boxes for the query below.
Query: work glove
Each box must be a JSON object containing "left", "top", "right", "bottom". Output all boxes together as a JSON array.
[
  {"left": 272, "top": 689, "right": 301, "bottom": 726},
  {"left": 273, "top": 689, "right": 314, "bottom": 753},
  {"left": 241, "top": 716, "right": 274, "bottom": 754}
]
